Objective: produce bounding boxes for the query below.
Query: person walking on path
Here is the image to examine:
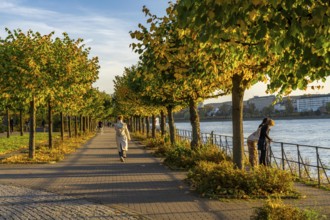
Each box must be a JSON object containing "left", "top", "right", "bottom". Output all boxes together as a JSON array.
[
  {"left": 258, "top": 118, "right": 275, "bottom": 166},
  {"left": 114, "top": 115, "right": 130, "bottom": 162},
  {"left": 247, "top": 118, "right": 268, "bottom": 167}
]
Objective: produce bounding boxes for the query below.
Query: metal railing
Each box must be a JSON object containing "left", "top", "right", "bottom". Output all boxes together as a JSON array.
[{"left": 175, "top": 129, "right": 330, "bottom": 186}]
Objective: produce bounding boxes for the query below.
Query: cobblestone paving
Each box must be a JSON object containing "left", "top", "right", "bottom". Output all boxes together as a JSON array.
[{"left": 0, "top": 184, "right": 139, "bottom": 220}]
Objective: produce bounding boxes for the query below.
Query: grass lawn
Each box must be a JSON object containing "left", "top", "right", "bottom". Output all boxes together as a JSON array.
[
  {"left": 0, "top": 132, "right": 60, "bottom": 155},
  {"left": 0, "top": 132, "right": 94, "bottom": 164}
]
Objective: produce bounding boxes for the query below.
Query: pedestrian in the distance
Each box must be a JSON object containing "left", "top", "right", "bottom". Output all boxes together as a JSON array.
[
  {"left": 258, "top": 118, "right": 275, "bottom": 166},
  {"left": 114, "top": 115, "right": 131, "bottom": 162},
  {"left": 247, "top": 118, "right": 268, "bottom": 168}
]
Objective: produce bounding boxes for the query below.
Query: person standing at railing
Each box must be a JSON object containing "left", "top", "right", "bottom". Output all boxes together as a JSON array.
[
  {"left": 258, "top": 118, "right": 275, "bottom": 166},
  {"left": 247, "top": 118, "right": 268, "bottom": 167}
]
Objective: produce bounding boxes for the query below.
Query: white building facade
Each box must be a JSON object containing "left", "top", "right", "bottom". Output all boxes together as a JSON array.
[{"left": 296, "top": 94, "right": 330, "bottom": 112}]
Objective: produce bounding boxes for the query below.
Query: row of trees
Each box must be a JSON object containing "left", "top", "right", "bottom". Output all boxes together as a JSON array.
[
  {"left": 0, "top": 29, "right": 113, "bottom": 159},
  {"left": 113, "top": 1, "right": 329, "bottom": 169}
]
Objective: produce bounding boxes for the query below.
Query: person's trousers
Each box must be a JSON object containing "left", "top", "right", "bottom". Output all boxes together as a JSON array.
[
  {"left": 259, "top": 148, "right": 269, "bottom": 166},
  {"left": 118, "top": 144, "right": 126, "bottom": 158}
]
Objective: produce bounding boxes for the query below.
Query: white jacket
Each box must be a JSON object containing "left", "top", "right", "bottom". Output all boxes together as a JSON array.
[{"left": 114, "top": 121, "right": 131, "bottom": 151}]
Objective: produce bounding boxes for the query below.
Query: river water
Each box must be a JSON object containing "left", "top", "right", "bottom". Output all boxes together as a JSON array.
[
  {"left": 175, "top": 118, "right": 330, "bottom": 148},
  {"left": 175, "top": 118, "right": 330, "bottom": 177}
]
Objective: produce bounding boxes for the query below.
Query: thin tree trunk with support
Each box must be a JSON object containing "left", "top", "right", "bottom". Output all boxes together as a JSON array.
[
  {"left": 68, "top": 116, "right": 72, "bottom": 138},
  {"left": 146, "top": 116, "right": 150, "bottom": 138},
  {"left": 167, "top": 105, "right": 175, "bottom": 145},
  {"left": 6, "top": 107, "right": 10, "bottom": 138},
  {"left": 80, "top": 115, "right": 83, "bottom": 134},
  {"left": 48, "top": 101, "right": 53, "bottom": 149},
  {"left": 74, "top": 116, "right": 78, "bottom": 137},
  {"left": 160, "top": 110, "right": 166, "bottom": 136},
  {"left": 189, "top": 98, "right": 201, "bottom": 149},
  {"left": 151, "top": 114, "right": 156, "bottom": 138},
  {"left": 29, "top": 97, "right": 36, "bottom": 159},
  {"left": 232, "top": 74, "right": 245, "bottom": 169},
  {"left": 142, "top": 117, "right": 145, "bottom": 134},
  {"left": 60, "top": 112, "right": 64, "bottom": 141},
  {"left": 20, "top": 109, "right": 24, "bottom": 136}
]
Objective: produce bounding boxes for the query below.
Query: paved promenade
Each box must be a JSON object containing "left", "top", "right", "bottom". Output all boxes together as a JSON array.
[{"left": 0, "top": 128, "right": 330, "bottom": 219}]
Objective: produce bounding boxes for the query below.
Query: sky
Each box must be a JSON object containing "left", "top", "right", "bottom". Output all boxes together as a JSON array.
[{"left": 1, "top": 0, "right": 329, "bottom": 104}]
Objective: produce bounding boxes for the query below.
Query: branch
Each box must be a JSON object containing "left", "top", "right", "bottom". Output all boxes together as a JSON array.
[{"left": 220, "top": 38, "right": 260, "bottom": 46}]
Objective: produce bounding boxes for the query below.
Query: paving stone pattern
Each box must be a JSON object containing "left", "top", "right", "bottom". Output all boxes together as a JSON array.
[
  {"left": 0, "top": 128, "right": 330, "bottom": 220},
  {"left": 0, "top": 184, "right": 138, "bottom": 220}
]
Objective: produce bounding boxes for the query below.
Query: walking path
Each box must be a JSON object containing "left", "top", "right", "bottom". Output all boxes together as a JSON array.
[{"left": 0, "top": 128, "right": 330, "bottom": 219}]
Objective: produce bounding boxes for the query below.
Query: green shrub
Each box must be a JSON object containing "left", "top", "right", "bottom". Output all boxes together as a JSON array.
[
  {"left": 164, "top": 142, "right": 193, "bottom": 169},
  {"left": 187, "top": 161, "right": 297, "bottom": 199},
  {"left": 251, "top": 198, "right": 326, "bottom": 220},
  {"left": 132, "top": 132, "right": 147, "bottom": 141},
  {"left": 145, "top": 137, "right": 165, "bottom": 149},
  {"left": 192, "top": 144, "right": 230, "bottom": 164},
  {"left": 164, "top": 143, "right": 229, "bottom": 170}
]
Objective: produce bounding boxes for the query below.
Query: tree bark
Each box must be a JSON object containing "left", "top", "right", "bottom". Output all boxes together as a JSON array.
[
  {"left": 6, "top": 107, "right": 10, "bottom": 138},
  {"left": 68, "top": 116, "right": 72, "bottom": 138},
  {"left": 189, "top": 98, "right": 201, "bottom": 149},
  {"left": 142, "top": 117, "right": 145, "bottom": 134},
  {"left": 82, "top": 116, "right": 86, "bottom": 133},
  {"left": 167, "top": 105, "right": 176, "bottom": 145},
  {"left": 74, "top": 116, "right": 78, "bottom": 137},
  {"left": 146, "top": 116, "right": 150, "bottom": 138},
  {"left": 232, "top": 74, "right": 245, "bottom": 169},
  {"left": 140, "top": 116, "right": 143, "bottom": 133},
  {"left": 151, "top": 114, "right": 156, "bottom": 138},
  {"left": 48, "top": 101, "right": 53, "bottom": 149},
  {"left": 138, "top": 116, "right": 141, "bottom": 132},
  {"left": 160, "top": 110, "right": 166, "bottom": 136},
  {"left": 29, "top": 97, "right": 36, "bottom": 159},
  {"left": 80, "top": 115, "right": 83, "bottom": 134},
  {"left": 20, "top": 109, "right": 24, "bottom": 136},
  {"left": 60, "top": 112, "right": 64, "bottom": 141}
]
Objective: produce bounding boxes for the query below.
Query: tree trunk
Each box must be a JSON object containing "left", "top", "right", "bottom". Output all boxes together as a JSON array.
[
  {"left": 232, "top": 74, "right": 245, "bottom": 169},
  {"left": 160, "top": 110, "right": 166, "bottom": 136},
  {"left": 139, "top": 116, "right": 143, "bottom": 132},
  {"left": 142, "top": 117, "right": 145, "bottom": 134},
  {"left": 20, "top": 109, "right": 24, "bottom": 136},
  {"left": 135, "top": 116, "right": 138, "bottom": 132},
  {"left": 82, "top": 116, "right": 86, "bottom": 133},
  {"left": 167, "top": 105, "right": 176, "bottom": 145},
  {"left": 48, "top": 101, "right": 53, "bottom": 149},
  {"left": 6, "top": 107, "right": 10, "bottom": 138},
  {"left": 29, "top": 97, "right": 36, "bottom": 159},
  {"left": 68, "top": 116, "right": 72, "bottom": 138},
  {"left": 60, "top": 112, "right": 64, "bottom": 141},
  {"left": 75, "top": 116, "right": 78, "bottom": 137},
  {"left": 189, "top": 98, "right": 201, "bottom": 149},
  {"left": 80, "top": 115, "right": 83, "bottom": 134},
  {"left": 151, "top": 114, "right": 156, "bottom": 138},
  {"left": 87, "top": 116, "right": 90, "bottom": 132},
  {"left": 146, "top": 116, "right": 150, "bottom": 138}
]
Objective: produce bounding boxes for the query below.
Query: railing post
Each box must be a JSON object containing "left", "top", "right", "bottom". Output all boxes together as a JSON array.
[
  {"left": 316, "top": 147, "right": 321, "bottom": 186},
  {"left": 211, "top": 131, "right": 214, "bottom": 145},
  {"left": 225, "top": 136, "right": 228, "bottom": 155},
  {"left": 281, "top": 142, "right": 285, "bottom": 170},
  {"left": 268, "top": 145, "right": 272, "bottom": 166},
  {"left": 297, "top": 145, "right": 301, "bottom": 178}
]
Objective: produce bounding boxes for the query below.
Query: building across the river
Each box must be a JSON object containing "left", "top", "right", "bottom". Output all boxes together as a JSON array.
[{"left": 204, "top": 93, "right": 330, "bottom": 113}]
